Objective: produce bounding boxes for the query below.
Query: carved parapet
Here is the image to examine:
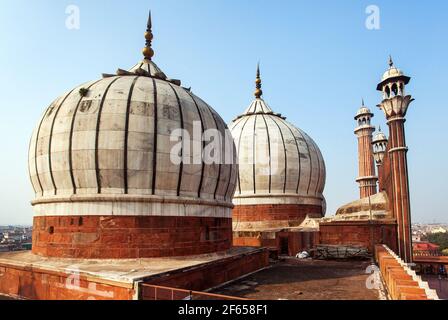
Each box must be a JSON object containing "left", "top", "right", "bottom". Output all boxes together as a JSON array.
[{"left": 377, "top": 95, "right": 414, "bottom": 119}]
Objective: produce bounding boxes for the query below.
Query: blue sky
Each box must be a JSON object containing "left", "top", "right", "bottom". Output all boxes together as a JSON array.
[{"left": 0, "top": 0, "right": 447, "bottom": 224}]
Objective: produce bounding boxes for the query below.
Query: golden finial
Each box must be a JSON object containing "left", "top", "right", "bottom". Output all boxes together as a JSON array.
[
  {"left": 142, "top": 11, "right": 154, "bottom": 60},
  {"left": 254, "top": 63, "right": 263, "bottom": 99}
]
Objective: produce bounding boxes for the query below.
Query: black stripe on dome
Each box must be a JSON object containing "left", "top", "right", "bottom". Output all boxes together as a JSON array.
[
  {"left": 47, "top": 88, "right": 76, "bottom": 195},
  {"left": 306, "top": 134, "right": 323, "bottom": 195},
  {"left": 123, "top": 76, "right": 139, "bottom": 194},
  {"left": 151, "top": 78, "right": 158, "bottom": 195},
  {"left": 68, "top": 79, "right": 102, "bottom": 194},
  {"left": 312, "top": 140, "right": 322, "bottom": 195},
  {"left": 297, "top": 129, "right": 313, "bottom": 195},
  {"left": 192, "top": 96, "right": 231, "bottom": 200},
  {"left": 209, "top": 109, "right": 224, "bottom": 200},
  {"left": 270, "top": 116, "right": 288, "bottom": 193},
  {"left": 184, "top": 90, "right": 206, "bottom": 199},
  {"left": 167, "top": 83, "right": 184, "bottom": 197},
  {"left": 32, "top": 104, "right": 54, "bottom": 196},
  {"left": 27, "top": 127, "right": 37, "bottom": 193},
  {"left": 236, "top": 116, "right": 251, "bottom": 194},
  {"left": 229, "top": 116, "right": 246, "bottom": 133},
  {"left": 223, "top": 136, "right": 236, "bottom": 201},
  {"left": 260, "top": 114, "right": 272, "bottom": 193},
  {"left": 282, "top": 121, "right": 302, "bottom": 194},
  {"left": 199, "top": 98, "right": 224, "bottom": 200},
  {"left": 252, "top": 113, "right": 258, "bottom": 194},
  {"left": 95, "top": 77, "right": 121, "bottom": 194},
  {"left": 225, "top": 116, "right": 245, "bottom": 200}
]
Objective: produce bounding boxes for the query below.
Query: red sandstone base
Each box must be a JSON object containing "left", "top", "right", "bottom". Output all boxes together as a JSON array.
[
  {"left": 32, "top": 215, "right": 232, "bottom": 259},
  {"left": 0, "top": 247, "right": 269, "bottom": 300},
  {"left": 233, "top": 204, "right": 323, "bottom": 222}
]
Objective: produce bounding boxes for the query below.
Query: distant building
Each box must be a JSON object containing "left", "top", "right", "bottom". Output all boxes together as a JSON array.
[
  {"left": 429, "top": 227, "right": 447, "bottom": 234},
  {"left": 413, "top": 241, "right": 440, "bottom": 256}
]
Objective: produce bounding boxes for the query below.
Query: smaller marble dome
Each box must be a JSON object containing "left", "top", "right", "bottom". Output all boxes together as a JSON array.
[
  {"left": 229, "top": 66, "right": 326, "bottom": 211},
  {"left": 377, "top": 56, "right": 410, "bottom": 92},
  {"left": 355, "top": 107, "right": 373, "bottom": 118},
  {"left": 382, "top": 66, "right": 404, "bottom": 82},
  {"left": 372, "top": 128, "right": 388, "bottom": 143},
  {"left": 354, "top": 100, "right": 374, "bottom": 130},
  {"left": 372, "top": 127, "right": 388, "bottom": 165}
]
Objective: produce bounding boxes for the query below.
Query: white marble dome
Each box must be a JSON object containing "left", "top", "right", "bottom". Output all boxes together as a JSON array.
[
  {"left": 229, "top": 97, "right": 326, "bottom": 208},
  {"left": 28, "top": 59, "right": 237, "bottom": 218},
  {"left": 382, "top": 66, "right": 403, "bottom": 82},
  {"left": 356, "top": 106, "right": 372, "bottom": 118}
]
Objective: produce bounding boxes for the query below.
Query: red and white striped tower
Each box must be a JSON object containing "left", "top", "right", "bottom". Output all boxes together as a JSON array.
[
  {"left": 376, "top": 56, "right": 414, "bottom": 263},
  {"left": 354, "top": 101, "right": 378, "bottom": 198}
]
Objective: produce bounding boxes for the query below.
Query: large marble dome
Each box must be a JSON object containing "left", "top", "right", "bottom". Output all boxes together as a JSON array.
[
  {"left": 28, "top": 14, "right": 237, "bottom": 259},
  {"left": 229, "top": 66, "right": 326, "bottom": 230}
]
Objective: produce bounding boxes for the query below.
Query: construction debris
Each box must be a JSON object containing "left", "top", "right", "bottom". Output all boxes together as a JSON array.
[{"left": 314, "top": 245, "right": 370, "bottom": 260}]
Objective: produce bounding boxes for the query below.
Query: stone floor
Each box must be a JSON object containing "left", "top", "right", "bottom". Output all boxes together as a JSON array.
[
  {"left": 0, "top": 247, "right": 261, "bottom": 285},
  {"left": 421, "top": 275, "right": 448, "bottom": 300},
  {"left": 212, "top": 258, "right": 381, "bottom": 300}
]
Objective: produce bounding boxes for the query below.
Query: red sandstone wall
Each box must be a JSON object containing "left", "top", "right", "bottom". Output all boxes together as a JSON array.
[
  {"left": 233, "top": 231, "right": 319, "bottom": 257},
  {"left": 233, "top": 204, "right": 322, "bottom": 222},
  {"left": 319, "top": 221, "right": 397, "bottom": 253},
  {"left": 141, "top": 248, "right": 269, "bottom": 296},
  {"left": 32, "top": 216, "right": 232, "bottom": 259},
  {"left": 233, "top": 237, "right": 263, "bottom": 247},
  {"left": 379, "top": 143, "right": 394, "bottom": 216},
  {"left": 0, "top": 264, "right": 134, "bottom": 300},
  {"left": 0, "top": 249, "right": 269, "bottom": 300}
]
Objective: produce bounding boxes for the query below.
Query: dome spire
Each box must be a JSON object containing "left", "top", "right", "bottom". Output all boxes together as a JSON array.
[
  {"left": 142, "top": 10, "right": 154, "bottom": 60},
  {"left": 362, "top": 98, "right": 365, "bottom": 106},
  {"left": 388, "top": 55, "right": 394, "bottom": 68},
  {"left": 254, "top": 63, "right": 263, "bottom": 99}
]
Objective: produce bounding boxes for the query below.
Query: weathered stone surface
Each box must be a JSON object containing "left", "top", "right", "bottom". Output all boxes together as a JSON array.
[
  {"left": 229, "top": 98, "right": 326, "bottom": 209},
  {"left": 32, "top": 215, "right": 232, "bottom": 259}
]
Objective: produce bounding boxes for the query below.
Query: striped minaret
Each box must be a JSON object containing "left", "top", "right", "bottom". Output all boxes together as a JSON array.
[
  {"left": 377, "top": 56, "right": 414, "bottom": 263},
  {"left": 354, "top": 100, "right": 378, "bottom": 198}
]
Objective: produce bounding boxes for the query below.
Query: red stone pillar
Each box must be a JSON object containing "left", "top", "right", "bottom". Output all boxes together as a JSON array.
[
  {"left": 387, "top": 115, "right": 413, "bottom": 263},
  {"left": 376, "top": 58, "right": 413, "bottom": 263}
]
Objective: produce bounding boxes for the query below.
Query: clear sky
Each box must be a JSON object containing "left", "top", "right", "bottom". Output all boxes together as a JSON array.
[{"left": 0, "top": 0, "right": 447, "bottom": 225}]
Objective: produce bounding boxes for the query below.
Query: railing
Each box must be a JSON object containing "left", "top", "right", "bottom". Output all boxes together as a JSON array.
[
  {"left": 413, "top": 250, "right": 442, "bottom": 257},
  {"left": 140, "top": 283, "right": 249, "bottom": 301},
  {"left": 374, "top": 244, "right": 439, "bottom": 300}
]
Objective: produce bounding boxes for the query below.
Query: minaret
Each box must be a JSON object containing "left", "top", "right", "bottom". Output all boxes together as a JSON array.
[
  {"left": 376, "top": 56, "right": 414, "bottom": 263},
  {"left": 354, "top": 100, "right": 378, "bottom": 198},
  {"left": 372, "top": 127, "right": 388, "bottom": 191}
]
